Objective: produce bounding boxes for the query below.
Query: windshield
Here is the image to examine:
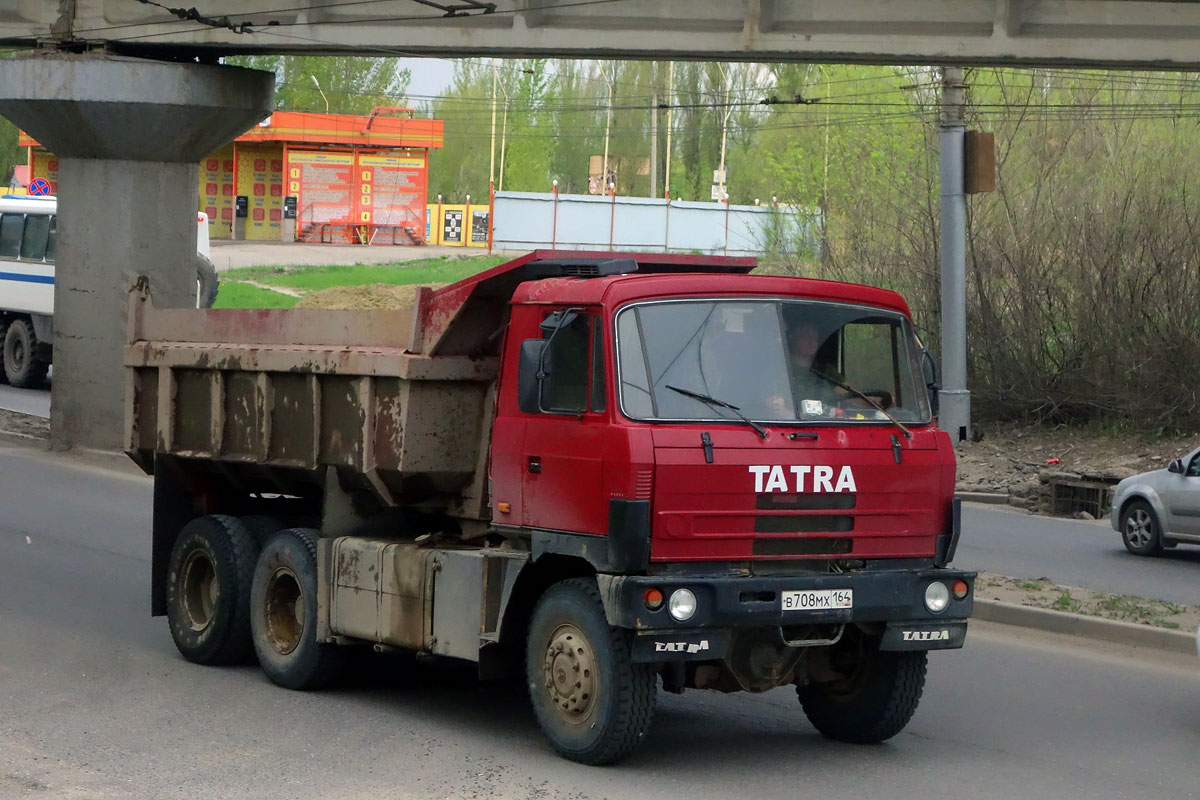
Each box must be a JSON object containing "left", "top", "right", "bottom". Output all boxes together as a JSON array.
[{"left": 615, "top": 299, "right": 931, "bottom": 424}]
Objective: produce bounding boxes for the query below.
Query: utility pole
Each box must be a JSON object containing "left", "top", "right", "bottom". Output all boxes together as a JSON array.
[
  {"left": 489, "top": 58, "right": 498, "bottom": 193},
  {"left": 664, "top": 62, "right": 674, "bottom": 199},
  {"left": 938, "top": 66, "right": 971, "bottom": 442},
  {"left": 601, "top": 65, "right": 614, "bottom": 193},
  {"left": 717, "top": 63, "right": 731, "bottom": 201},
  {"left": 649, "top": 87, "right": 658, "bottom": 198}
]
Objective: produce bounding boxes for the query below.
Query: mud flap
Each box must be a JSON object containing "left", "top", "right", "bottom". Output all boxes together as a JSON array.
[{"left": 880, "top": 620, "right": 968, "bottom": 651}]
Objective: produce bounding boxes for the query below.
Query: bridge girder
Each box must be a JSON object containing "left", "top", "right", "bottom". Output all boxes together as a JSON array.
[{"left": 5, "top": 1, "right": 1200, "bottom": 69}]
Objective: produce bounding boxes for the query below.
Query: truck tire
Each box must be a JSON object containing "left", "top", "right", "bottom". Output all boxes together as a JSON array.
[
  {"left": 165, "top": 514, "right": 259, "bottom": 666},
  {"left": 525, "top": 578, "right": 657, "bottom": 765},
  {"left": 798, "top": 631, "right": 927, "bottom": 744},
  {"left": 196, "top": 255, "right": 219, "bottom": 309},
  {"left": 0, "top": 319, "right": 7, "bottom": 383},
  {"left": 250, "top": 528, "right": 345, "bottom": 690},
  {"left": 3, "top": 318, "right": 49, "bottom": 388}
]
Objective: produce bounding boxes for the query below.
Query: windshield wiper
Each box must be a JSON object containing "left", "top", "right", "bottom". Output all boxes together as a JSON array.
[
  {"left": 665, "top": 385, "right": 768, "bottom": 439},
  {"left": 809, "top": 369, "right": 911, "bottom": 438}
]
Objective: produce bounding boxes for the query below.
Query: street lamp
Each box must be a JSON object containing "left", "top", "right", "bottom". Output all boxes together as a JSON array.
[{"left": 310, "top": 75, "right": 329, "bottom": 113}]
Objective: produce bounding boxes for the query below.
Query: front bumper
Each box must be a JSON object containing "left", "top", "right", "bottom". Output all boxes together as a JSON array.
[
  {"left": 629, "top": 619, "right": 969, "bottom": 662},
  {"left": 598, "top": 568, "right": 975, "bottom": 660}
]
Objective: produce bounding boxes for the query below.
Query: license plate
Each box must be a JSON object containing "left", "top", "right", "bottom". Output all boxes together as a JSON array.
[{"left": 782, "top": 589, "right": 853, "bottom": 612}]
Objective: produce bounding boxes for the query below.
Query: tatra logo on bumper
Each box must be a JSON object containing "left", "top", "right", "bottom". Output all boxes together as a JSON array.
[
  {"left": 881, "top": 621, "right": 967, "bottom": 651},
  {"left": 655, "top": 640, "right": 710, "bottom": 654},
  {"left": 749, "top": 464, "right": 857, "bottom": 493}
]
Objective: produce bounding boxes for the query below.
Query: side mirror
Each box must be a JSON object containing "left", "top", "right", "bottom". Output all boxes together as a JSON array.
[
  {"left": 922, "top": 349, "right": 940, "bottom": 416},
  {"left": 1168, "top": 459, "right": 1184, "bottom": 474},
  {"left": 518, "top": 339, "right": 547, "bottom": 413}
]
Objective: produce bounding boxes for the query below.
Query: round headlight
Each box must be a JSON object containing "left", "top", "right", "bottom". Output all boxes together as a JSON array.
[
  {"left": 925, "top": 581, "right": 950, "bottom": 613},
  {"left": 668, "top": 588, "right": 697, "bottom": 622}
]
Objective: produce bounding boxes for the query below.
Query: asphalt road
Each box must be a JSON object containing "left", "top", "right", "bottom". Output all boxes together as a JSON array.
[
  {"left": 958, "top": 504, "right": 1200, "bottom": 605},
  {"left": 1, "top": 441, "right": 1198, "bottom": 799},
  {"left": 0, "top": 383, "right": 50, "bottom": 418}
]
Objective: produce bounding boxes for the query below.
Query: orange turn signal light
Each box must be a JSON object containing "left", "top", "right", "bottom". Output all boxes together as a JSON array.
[
  {"left": 497, "top": 502, "right": 511, "bottom": 514},
  {"left": 952, "top": 579, "right": 969, "bottom": 599},
  {"left": 643, "top": 588, "right": 664, "bottom": 610}
]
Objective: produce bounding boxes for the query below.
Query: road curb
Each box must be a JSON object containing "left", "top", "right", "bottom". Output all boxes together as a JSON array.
[{"left": 973, "top": 598, "right": 1196, "bottom": 655}]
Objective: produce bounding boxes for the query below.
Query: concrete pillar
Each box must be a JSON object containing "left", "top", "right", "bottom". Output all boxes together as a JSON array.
[{"left": 0, "top": 54, "right": 273, "bottom": 451}]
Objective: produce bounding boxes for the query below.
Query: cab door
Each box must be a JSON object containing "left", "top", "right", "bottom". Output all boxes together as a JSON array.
[
  {"left": 1162, "top": 448, "right": 1200, "bottom": 536},
  {"left": 521, "top": 310, "right": 610, "bottom": 535}
]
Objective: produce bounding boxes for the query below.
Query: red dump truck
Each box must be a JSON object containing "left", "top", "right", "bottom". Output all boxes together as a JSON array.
[{"left": 125, "top": 251, "right": 973, "bottom": 764}]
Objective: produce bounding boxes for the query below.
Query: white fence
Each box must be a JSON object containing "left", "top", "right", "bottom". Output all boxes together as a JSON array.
[{"left": 491, "top": 191, "right": 819, "bottom": 257}]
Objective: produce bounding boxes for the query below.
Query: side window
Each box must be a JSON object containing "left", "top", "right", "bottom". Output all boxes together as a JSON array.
[
  {"left": 1187, "top": 454, "right": 1200, "bottom": 477},
  {"left": 589, "top": 316, "right": 606, "bottom": 413},
  {"left": 0, "top": 214, "right": 24, "bottom": 259},
  {"left": 20, "top": 214, "right": 50, "bottom": 261},
  {"left": 541, "top": 313, "right": 590, "bottom": 413},
  {"left": 45, "top": 216, "right": 56, "bottom": 263}
]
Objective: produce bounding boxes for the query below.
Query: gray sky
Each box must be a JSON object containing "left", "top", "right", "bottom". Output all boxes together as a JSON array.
[{"left": 401, "top": 57, "right": 456, "bottom": 105}]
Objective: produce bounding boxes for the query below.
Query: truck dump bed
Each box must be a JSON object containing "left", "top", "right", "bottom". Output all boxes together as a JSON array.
[{"left": 124, "top": 288, "right": 497, "bottom": 518}]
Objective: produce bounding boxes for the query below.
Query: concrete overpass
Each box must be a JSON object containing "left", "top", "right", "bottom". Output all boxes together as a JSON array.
[
  {"left": 0, "top": 0, "right": 1196, "bottom": 450},
  {"left": 6, "top": 1, "right": 1200, "bottom": 67}
]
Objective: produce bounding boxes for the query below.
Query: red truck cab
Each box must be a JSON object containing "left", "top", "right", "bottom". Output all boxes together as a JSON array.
[{"left": 480, "top": 252, "right": 971, "bottom": 696}]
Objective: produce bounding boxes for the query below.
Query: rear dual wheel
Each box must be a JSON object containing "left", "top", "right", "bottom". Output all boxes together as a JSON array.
[
  {"left": 250, "top": 528, "right": 346, "bottom": 690},
  {"left": 165, "top": 515, "right": 259, "bottom": 665},
  {"left": 164, "top": 514, "right": 286, "bottom": 665}
]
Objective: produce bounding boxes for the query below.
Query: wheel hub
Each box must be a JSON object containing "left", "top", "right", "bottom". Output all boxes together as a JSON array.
[
  {"left": 1126, "top": 509, "right": 1152, "bottom": 547},
  {"left": 542, "top": 624, "right": 596, "bottom": 723},
  {"left": 264, "top": 567, "right": 304, "bottom": 655},
  {"left": 180, "top": 549, "right": 218, "bottom": 632}
]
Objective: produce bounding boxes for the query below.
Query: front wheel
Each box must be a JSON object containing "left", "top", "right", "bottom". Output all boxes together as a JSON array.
[
  {"left": 1120, "top": 500, "right": 1163, "bottom": 557},
  {"left": 525, "top": 578, "right": 657, "bottom": 765},
  {"left": 798, "top": 630, "right": 927, "bottom": 744}
]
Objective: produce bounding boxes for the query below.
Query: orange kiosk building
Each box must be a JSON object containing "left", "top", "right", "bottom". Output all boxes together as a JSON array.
[{"left": 22, "top": 108, "right": 443, "bottom": 245}]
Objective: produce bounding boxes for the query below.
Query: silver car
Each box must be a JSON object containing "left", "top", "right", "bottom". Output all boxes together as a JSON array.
[{"left": 1111, "top": 445, "right": 1200, "bottom": 556}]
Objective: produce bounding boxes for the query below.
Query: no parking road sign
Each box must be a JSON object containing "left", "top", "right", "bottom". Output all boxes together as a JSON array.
[{"left": 28, "top": 178, "right": 51, "bottom": 196}]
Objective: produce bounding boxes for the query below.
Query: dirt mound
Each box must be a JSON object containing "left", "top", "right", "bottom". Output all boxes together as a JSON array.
[{"left": 294, "top": 283, "right": 447, "bottom": 310}]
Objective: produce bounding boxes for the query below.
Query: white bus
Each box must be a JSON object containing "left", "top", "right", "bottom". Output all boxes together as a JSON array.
[{"left": 0, "top": 196, "right": 217, "bottom": 388}]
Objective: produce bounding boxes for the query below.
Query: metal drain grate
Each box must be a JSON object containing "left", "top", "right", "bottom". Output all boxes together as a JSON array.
[{"left": 1047, "top": 477, "right": 1117, "bottom": 518}]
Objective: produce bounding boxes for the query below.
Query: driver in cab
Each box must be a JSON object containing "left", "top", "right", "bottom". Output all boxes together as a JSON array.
[{"left": 769, "top": 321, "right": 891, "bottom": 418}]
